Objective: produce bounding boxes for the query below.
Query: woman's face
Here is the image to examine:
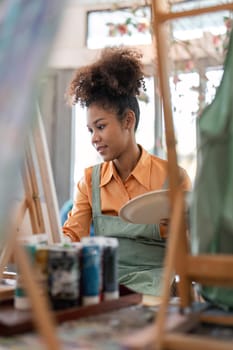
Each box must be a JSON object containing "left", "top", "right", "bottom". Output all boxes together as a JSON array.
[{"left": 86, "top": 104, "right": 130, "bottom": 162}]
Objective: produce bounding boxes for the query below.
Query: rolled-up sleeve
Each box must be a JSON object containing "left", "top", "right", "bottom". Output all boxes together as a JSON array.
[{"left": 63, "top": 176, "right": 92, "bottom": 242}]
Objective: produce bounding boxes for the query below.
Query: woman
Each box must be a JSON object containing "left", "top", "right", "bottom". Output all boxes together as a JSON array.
[{"left": 63, "top": 47, "right": 191, "bottom": 296}]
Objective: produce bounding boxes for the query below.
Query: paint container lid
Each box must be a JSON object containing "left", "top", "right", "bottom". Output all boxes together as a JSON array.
[
  {"left": 14, "top": 296, "right": 31, "bottom": 310},
  {"left": 104, "top": 290, "right": 119, "bottom": 301},
  {"left": 81, "top": 236, "right": 105, "bottom": 247},
  {"left": 82, "top": 295, "right": 99, "bottom": 306},
  {"left": 103, "top": 237, "right": 119, "bottom": 248}
]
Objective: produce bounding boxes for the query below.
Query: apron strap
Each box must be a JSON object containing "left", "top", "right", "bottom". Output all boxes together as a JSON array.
[{"left": 92, "top": 163, "right": 102, "bottom": 216}]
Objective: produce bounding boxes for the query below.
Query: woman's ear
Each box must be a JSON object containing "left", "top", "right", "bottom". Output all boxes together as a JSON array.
[{"left": 124, "top": 110, "right": 136, "bottom": 130}]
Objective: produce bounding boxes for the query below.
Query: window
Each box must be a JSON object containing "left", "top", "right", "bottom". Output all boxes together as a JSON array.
[
  {"left": 86, "top": 6, "right": 151, "bottom": 49},
  {"left": 169, "top": 69, "right": 223, "bottom": 182},
  {"left": 166, "top": 6, "right": 231, "bottom": 182}
]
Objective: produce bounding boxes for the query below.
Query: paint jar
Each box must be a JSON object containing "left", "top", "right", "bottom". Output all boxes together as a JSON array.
[
  {"left": 102, "top": 237, "right": 119, "bottom": 301},
  {"left": 48, "top": 246, "right": 80, "bottom": 310},
  {"left": 80, "top": 237, "right": 102, "bottom": 306}
]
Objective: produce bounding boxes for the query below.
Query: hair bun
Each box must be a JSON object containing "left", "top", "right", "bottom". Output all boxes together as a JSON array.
[{"left": 67, "top": 46, "right": 146, "bottom": 106}]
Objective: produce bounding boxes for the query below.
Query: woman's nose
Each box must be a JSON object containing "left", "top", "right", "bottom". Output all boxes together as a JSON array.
[{"left": 91, "top": 130, "right": 101, "bottom": 143}]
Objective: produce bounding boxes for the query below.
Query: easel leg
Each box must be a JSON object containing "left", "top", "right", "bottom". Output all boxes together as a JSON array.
[{"left": 15, "top": 241, "right": 61, "bottom": 350}]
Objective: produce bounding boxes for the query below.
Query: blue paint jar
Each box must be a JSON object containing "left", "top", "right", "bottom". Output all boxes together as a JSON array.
[{"left": 80, "top": 238, "right": 102, "bottom": 306}]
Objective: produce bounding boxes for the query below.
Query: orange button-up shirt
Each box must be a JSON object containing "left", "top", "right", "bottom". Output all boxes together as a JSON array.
[{"left": 63, "top": 146, "right": 191, "bottom": 242}]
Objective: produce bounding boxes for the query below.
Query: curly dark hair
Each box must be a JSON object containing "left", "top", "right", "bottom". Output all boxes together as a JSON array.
[{"left": 66, "top": 46, "right": 146, "bottom": 131}]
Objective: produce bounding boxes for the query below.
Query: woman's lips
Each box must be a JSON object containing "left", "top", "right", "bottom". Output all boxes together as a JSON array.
[{"left": 97, "top": 146, "right": 107, "bottom": 154}]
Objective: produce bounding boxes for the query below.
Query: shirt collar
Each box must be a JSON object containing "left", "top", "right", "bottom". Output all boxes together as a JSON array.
[
  {"left": 131, "top": 146, "right": 151, "bottom": 190},
  {"left": 100, "top": 145, "right": 151, "bottom": 190}
]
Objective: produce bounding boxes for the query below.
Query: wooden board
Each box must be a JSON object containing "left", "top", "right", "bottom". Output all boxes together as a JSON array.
[
  {"left": 0, "top": 285, "right": 15, "bottom": 302},
  {"left": 0, "top": 291, "right": 142, "bottom": 336}
]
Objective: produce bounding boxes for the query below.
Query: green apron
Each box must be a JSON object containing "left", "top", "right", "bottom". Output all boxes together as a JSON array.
[{"left": 92, "top": 163, "right": 167, "bottom": 296}]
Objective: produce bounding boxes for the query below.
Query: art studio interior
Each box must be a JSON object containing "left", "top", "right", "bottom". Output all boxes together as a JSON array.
[{"left": 0, "top": 0, "right": 232, "bottom": 349}]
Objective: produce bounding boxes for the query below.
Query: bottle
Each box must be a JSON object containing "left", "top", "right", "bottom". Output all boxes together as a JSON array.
[{"left": 14, "top": 243, "right": 36, "bottom": 310}]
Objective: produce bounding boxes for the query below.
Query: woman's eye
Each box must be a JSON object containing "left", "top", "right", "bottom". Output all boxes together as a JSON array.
[
  {"left": 97, "top": 125, "right": 105, "bottom": 130},
  {"left": 87, "top": 128, "right": 93, "bottom": 134}
]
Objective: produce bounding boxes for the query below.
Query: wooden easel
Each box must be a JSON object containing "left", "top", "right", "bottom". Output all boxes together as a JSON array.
[
  {"left": 0, "top": 107, "right": 63, "bottom": 349},
  {"left": 1, "top": 106, "right": 63, "bottom": 276},
  {"left": 151, "top": 2, "right": 233, "bottom": 350},
  {"left": 16, "top": 142, "right": 46, "bottom": 238},
  {"left": 17, "top": 106, "right": 62, "bottom": 243}
]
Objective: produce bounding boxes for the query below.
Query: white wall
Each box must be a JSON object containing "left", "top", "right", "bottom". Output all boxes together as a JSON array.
[{"left": 48, "top": 1, "right": 155, "bottom": 69}]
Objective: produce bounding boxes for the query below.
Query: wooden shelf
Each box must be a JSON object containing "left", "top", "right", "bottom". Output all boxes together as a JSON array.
[{"left": 0, "top": 291, "right": 142, "bottom": 336}]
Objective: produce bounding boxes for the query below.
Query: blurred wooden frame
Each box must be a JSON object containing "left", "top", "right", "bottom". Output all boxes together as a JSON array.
[
  {"left": 20, "top": 144, "right": 46, "bottom": 235},
  {"left": 1, "top": 107, "right": 62, "bottom": 272},
  {"left": 0, "top": 107, "right": 63, "bottom": 349},
  {"left": 150, "top": 2, "right": 233, "bottom": 350},
  {"left": 18, "top": 106, "right": 62, "bottom": 243}
]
